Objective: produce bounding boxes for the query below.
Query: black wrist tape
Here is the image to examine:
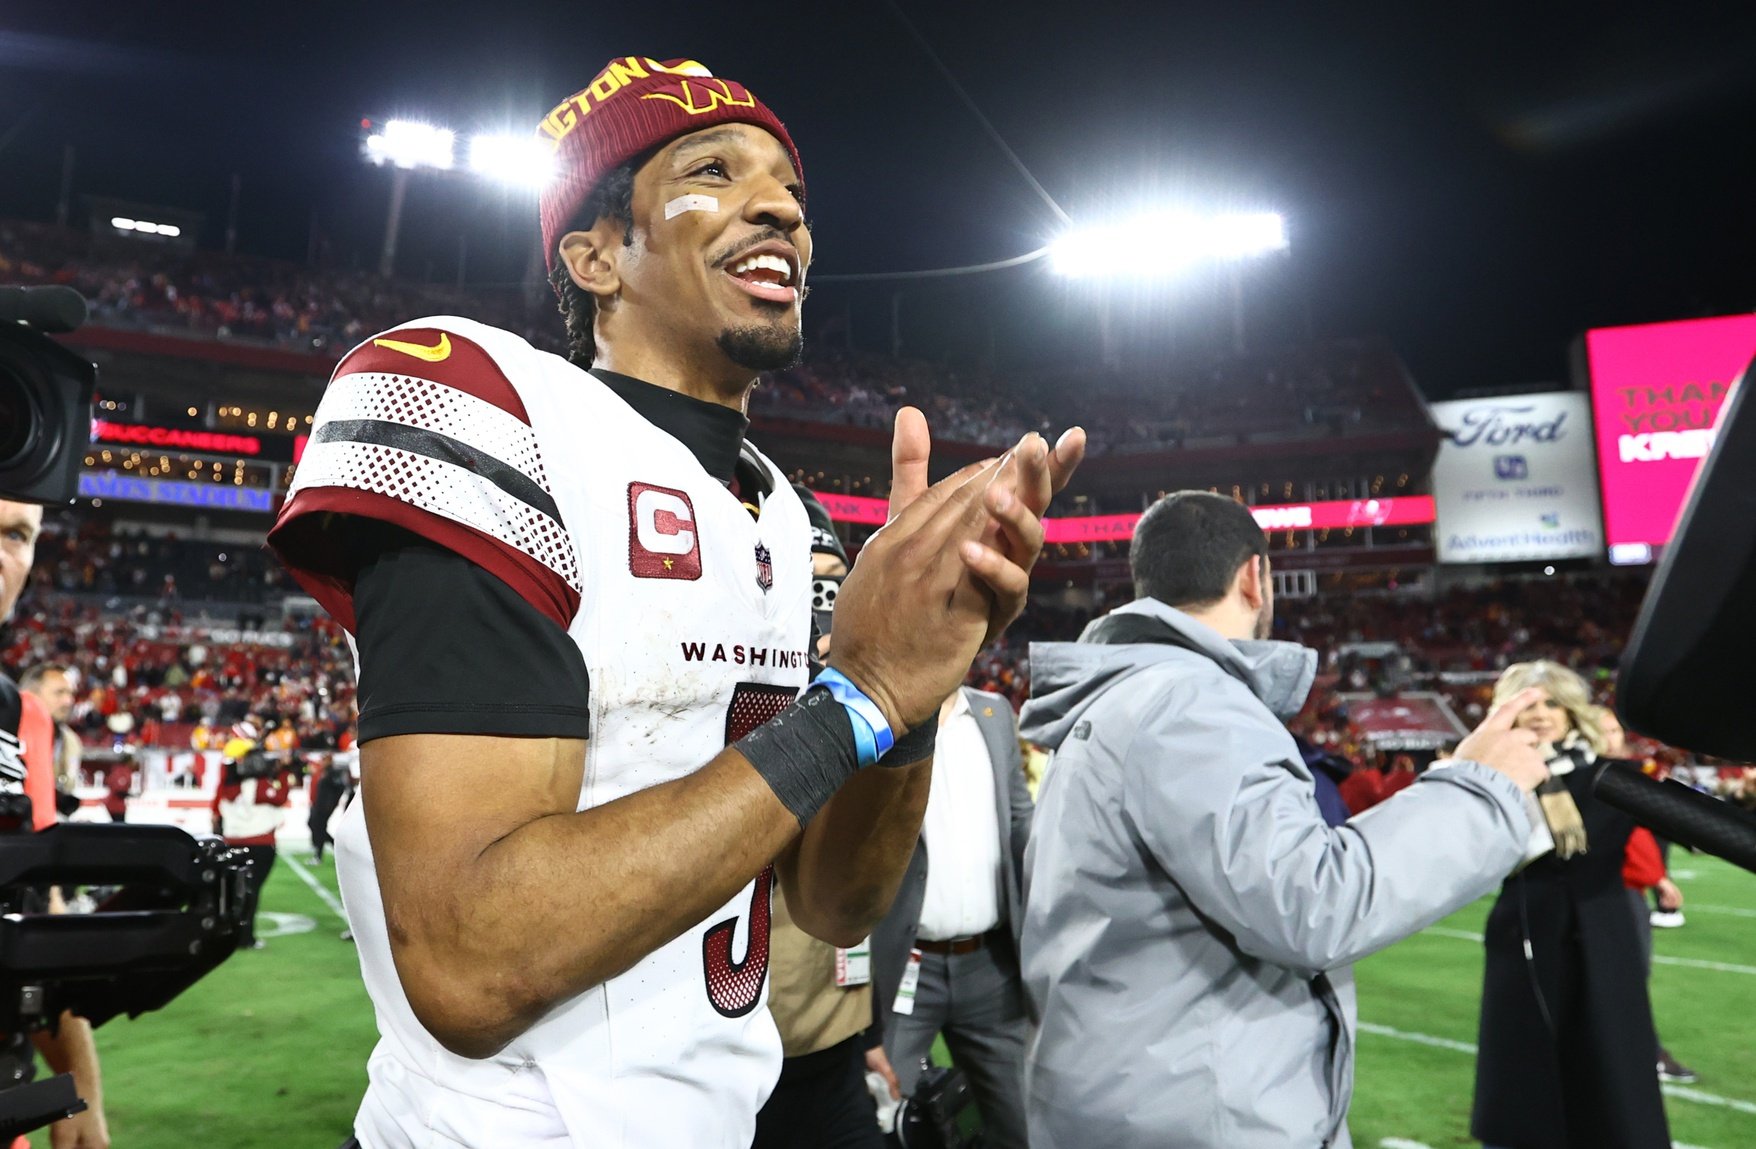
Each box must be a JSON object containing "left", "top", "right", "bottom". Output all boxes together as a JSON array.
[
  {"left": 879, "top": 719, "right": 937, "bottom": 767},
  {"left": 735, "top": 685, "right": 860, "bottom": 825}
]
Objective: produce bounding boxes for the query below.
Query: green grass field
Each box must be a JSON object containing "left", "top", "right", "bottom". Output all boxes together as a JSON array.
[
  {"left": 56, "top": 851, "right": 1756, "bottom": 1148},
  {"left": 1349, "top": 851, "right": 1756, "bottom": 1149}
]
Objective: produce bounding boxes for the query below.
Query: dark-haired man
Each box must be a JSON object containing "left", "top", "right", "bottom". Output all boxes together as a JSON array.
[
  {"left": 268, "top": 57, "right": 1081, "bottom": 1149},
  {"left": 0, "top": 501, "right": 109, "bottom": 1149},
  {"left": 1018, "top": 491, "right": 1545, "bottom": 1149}
]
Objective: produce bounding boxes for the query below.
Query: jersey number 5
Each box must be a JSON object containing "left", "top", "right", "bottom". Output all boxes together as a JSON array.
[{"left": 703, "top": 682, "right": 799, "bottom": 1018}]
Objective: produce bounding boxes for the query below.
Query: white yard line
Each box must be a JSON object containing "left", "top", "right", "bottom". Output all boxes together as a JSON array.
[
  {"left": 1421, "top": 926, "right": 1756, "bottom": 977},
  {"left": 1367, "top": 1137, "right": 1725, "bottom": 1149},
  {"left": 1689, "top": 903, "right": 1756, "bottom": 920},
  {"left": 1423, "top": 926, "right": 1486, "bottom": 943},
  {"left": 1662, "top": 1087, "right": 1756, "bottom": 1119},
  {"left": 1357, "top": 1020, "right": 1478, "bottom": 1054},
  {"left": 1651, "top": 955, "right": 1756, "bottom": 976},
  {"left": 282, "top": 853, "right": 348, "bottom": 924},
  {"left": 1357, "top": 1020, "right": 1756, "bottom": 1122}
]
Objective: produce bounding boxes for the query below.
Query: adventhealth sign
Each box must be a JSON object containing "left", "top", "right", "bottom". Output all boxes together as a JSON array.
[
  {"left": 1429, "top": 393, "right": 1603, "bottom": 563},
  {"left": 78, "top": 472, "right": 275, "bottom": 513}
]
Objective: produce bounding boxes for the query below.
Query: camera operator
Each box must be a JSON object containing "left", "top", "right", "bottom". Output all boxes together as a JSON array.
[
  {"left": 0, "top": 499, "right": 108, "bottom": 1148},
  {"left": 210, "top": 723, "right": 297, "bottom": 949}
]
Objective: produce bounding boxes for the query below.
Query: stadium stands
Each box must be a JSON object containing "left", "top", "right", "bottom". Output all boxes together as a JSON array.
[
  {"left": 2, "top": 525, "right": 355, "bottom": 761},
  {"left": 6, "top": 216, "right": 1744, "bottom": 810},
  {"left": 5, "top": 218, "right": 1432, "bottom": 456}
]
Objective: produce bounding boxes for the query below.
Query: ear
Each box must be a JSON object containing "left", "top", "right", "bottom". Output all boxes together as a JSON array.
[
  {"left": 1236, "top": 553, "right": 1267, "bottom": 611},
  {"left": 558, "top": 220, "right": 627, "bottom": 305}
]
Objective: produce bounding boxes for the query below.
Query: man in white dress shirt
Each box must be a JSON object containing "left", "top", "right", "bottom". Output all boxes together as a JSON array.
[{"left": 872, "top": 686, "right": 1032, "bottom": 1148}]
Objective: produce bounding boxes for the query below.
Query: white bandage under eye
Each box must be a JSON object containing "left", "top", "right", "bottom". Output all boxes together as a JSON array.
[{"left": 665, "top": 194, "right": 719, "bottom": 220}]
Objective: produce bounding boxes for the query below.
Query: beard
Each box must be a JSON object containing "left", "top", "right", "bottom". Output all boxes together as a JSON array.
[
  {"left": 1254, "top": 595, "right": 1274, "bottom": 640},
  {"left": 717, "top": 319, "right": 803, "bottom": 372}
]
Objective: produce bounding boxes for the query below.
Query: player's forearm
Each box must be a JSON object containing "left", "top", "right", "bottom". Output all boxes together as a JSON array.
[
  {"left": 782, "top": 756, "right": 933, "bottom": 946},
  {"left": 383, "top": 749, "right": 799, "bottom": 1058},
  {"left": 33, "top": 1012, "right": 101, "bottom": 1106}
]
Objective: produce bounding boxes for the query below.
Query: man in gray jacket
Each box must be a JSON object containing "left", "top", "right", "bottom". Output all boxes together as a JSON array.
[{"left": 1019, "top": 491, "right": 1550, "bottom": 1149}]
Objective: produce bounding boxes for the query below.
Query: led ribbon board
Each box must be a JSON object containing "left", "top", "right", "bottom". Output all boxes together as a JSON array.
[{"left": 807, "top": 493, "right": 1436, "bottom": 542}]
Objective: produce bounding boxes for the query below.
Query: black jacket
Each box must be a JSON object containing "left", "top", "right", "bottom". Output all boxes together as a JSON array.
[{"left": 1471, "top": 755, "right": 1670, "bottom": 1149}]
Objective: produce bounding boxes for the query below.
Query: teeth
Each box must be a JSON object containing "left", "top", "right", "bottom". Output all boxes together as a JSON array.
[{"left": 728, "top": 253, "right": 794, "bottom": 284}]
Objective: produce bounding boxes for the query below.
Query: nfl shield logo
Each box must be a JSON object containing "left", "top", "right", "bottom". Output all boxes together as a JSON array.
[{"left": 754, "top": 542, "right": 773, "bottom": 593}]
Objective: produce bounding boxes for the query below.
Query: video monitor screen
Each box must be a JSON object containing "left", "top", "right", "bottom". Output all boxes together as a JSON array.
[{"left": 1585, "top": 314, "right": 1756, "bottom": 559}]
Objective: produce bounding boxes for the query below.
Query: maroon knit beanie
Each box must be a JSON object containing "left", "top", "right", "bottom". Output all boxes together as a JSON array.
[{"left": 536, "top": 56, "right": 803, "bottom": 277}]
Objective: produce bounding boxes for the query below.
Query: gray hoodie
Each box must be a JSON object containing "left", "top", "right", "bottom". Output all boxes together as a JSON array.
[{"left": 1018, "top": 598, "right": 1532, "bottom": 1149}]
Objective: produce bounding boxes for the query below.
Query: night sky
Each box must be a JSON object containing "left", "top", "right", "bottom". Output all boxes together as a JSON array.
[{"left": 4, "top": 3, "right": 1755, "bottom": 396}]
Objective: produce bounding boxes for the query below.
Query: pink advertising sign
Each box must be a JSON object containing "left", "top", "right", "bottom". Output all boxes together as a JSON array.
[
  {"left": 1586, "top": 315, "right": 1756, "bottom": 552},
  {"left": 808, "top": 492, "right": 1435, "bottom": 543}
]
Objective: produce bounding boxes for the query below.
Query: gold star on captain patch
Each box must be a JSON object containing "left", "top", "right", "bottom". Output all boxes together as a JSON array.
[{"left": 663, "top": 557, "right": 675, "bottom": 570}]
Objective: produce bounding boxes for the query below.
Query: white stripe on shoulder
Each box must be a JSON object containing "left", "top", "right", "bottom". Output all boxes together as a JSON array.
[
  {"left": 319, "top": 371, "right": 555, "bottom": 497},
  {"left": 291, "top": 438, "right": 581, "bottom": 593}
]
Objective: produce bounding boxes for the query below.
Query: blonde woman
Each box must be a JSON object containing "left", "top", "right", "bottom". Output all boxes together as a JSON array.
[{"left": 1470, "top": 662, "right": 1669, "bottom": 1149}]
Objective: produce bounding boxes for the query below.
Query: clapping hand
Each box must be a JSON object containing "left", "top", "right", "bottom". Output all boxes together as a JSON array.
[
  {"left": 885, "top": 409, "right": 1086, "bottom": 645},
  {"left": 827, "top": 410, "right": 1085, "bottom": 732}
]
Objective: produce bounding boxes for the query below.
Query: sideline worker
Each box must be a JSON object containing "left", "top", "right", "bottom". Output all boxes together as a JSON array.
[{"left": 1019, "top": 491, "right": 1549, "bottom": 1149}]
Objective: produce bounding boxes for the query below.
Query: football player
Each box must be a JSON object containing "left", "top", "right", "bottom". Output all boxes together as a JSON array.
[{"left": 268, "top": 56, "right": 1082, "bottom": 1149}]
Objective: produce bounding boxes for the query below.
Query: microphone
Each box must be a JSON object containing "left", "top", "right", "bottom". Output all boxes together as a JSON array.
[
  {"left": 1591, "top": 760, "right": 1756, "bottom": 875},
  {"left": 0, "top": 286, "right": 88, "bottom": 334}
]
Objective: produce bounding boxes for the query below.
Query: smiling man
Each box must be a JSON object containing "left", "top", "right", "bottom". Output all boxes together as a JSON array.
[{"left": 268, "top": 57, "right": 1082, "bottom": 1149}]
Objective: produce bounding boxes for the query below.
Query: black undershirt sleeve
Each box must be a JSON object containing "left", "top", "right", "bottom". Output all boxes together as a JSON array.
[{"left": 350, "top": 522, "right": 591, "bottom": 743}]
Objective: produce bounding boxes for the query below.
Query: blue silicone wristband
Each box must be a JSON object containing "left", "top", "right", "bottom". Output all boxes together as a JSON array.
[{"left": 812, "top": 667, "right": 896, "bottom": 767}]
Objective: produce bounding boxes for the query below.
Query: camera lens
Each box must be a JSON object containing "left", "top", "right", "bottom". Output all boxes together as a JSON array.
[
  {"left": 0, "top": 370, "right": 41, "bottom": 469},
  {"left": 0, "top": 289, "right": 96, "bottom": 504}
]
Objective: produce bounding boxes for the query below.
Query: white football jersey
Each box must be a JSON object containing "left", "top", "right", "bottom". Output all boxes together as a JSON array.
[{"left": 274, "top": 315, "right": 813, "bottom": 1148}]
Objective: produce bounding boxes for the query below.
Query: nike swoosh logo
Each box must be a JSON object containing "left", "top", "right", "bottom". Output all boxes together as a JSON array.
[{"left": 373, "top": 332, "right": 451, "bottom": 362}]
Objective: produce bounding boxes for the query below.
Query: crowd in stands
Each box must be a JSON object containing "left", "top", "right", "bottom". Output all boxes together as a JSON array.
[
  {"left": 1284, "top": 574, "right": 1648, "bottom": 678},
  {"left": 5, "top": 508, "right": 1750, "bottom": 805},
  {"left": 760, "top": 339, "right": 1425, "bottom": 453},
  {"left": 965, "top": 600, "right": 1095, "bottom": 711},
  {"left": 1024, "top": 341, "right": 1426, "bottom": 456},
  {"left": 2, "top": 590, "right": 355, "bottom": 760},
  {"left": 4, "top": 218, "right": 1429, "bottom": 454},
  {"left": 1289, "top": 689, "right": 1391, "bottom": 774},
  {"left": 1, "top": 219, "right": 552, "bottom": 359},
  {"left": 2, "top": 215, "right": 1732, "bottom": 791},
  {"left": 754, "top": 347, "right": 1052, "bottom": 448},
  {"left": 31, "top": 514, "right": 288, "bottom": 604},
  {"left": 1282, "top": 575, "right": 1750, "bottom": 792},
  {"left": 966, "top": 572, "right": 1752, "bottom": 796},
  {"left": 969, "top": 575, "right": 1590, "bottom": 731}
]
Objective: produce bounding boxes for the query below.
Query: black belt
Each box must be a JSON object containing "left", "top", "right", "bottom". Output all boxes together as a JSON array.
[{"left": 916, "top": 930, "right": 997, "bottom": 956}]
